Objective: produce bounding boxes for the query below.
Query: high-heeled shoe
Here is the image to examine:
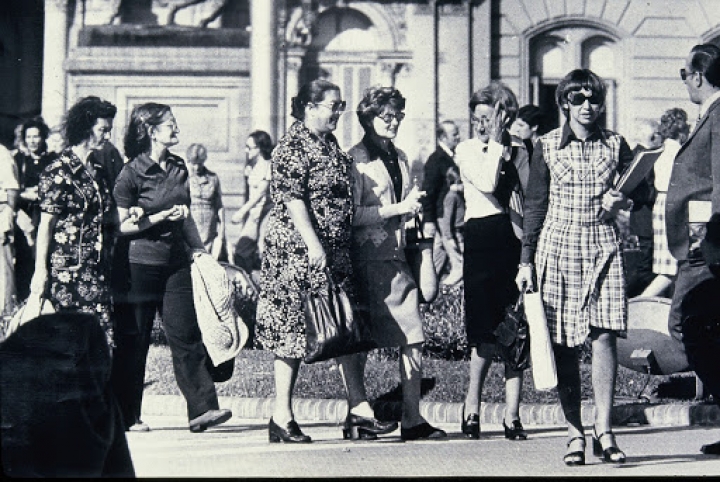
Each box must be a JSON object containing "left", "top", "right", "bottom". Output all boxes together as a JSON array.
[
  {"left": 461, "top": 404, "right": 480, "bottom": 439},
  {"left": 592, "top": 427, "right": 626, "bottom": 463},
  {"left": 342, "top": 413, "right": 398, "bottom": 440},
  {"left": 268, "top": 418, "right": 312, "bottom": 443},
  {"left": 503, "top": 419, "right": 527, "bottom": 440},
  {"left": 563, "top": 435, "right": 586, "bottom": 466}
]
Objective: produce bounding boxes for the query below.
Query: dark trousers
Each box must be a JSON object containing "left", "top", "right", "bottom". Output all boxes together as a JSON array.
[
  {"left": 671, "top": 260, "right": 720, "bottom": 401},
  {"left": 111, "top": 262, "right": 218, "bottom": 423}
]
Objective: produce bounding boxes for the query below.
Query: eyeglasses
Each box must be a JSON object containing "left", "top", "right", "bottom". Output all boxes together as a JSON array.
[
  {"left": 245, "top": 144, "right": 258, "bottom": 150},
  {"left": 156, "top": 121, "right": 178, "bottom": 130},
  {"left": 377, "top": 112, "right": 406, "bottom": 124},
  {"left": 680, "top": 68, "right": 698, "bottom": 81},
  {"left": 314, "top": 101, "right": 346, "bottom": 113},
  {"left": 566, "top": 91, "right": 602, "bottom": 106}
]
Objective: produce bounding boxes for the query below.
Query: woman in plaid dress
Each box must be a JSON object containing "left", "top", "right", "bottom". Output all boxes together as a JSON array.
[{"left": 516, "top": 70, "right": 638, "bottom": 466}]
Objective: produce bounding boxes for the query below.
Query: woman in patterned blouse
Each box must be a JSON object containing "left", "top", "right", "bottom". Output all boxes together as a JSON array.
[
  {"left": 27, "top": 96, "right": 117, "bottom": 344},
  {"left": 516, "top": 69, "right": 638, "bottom": 465}
]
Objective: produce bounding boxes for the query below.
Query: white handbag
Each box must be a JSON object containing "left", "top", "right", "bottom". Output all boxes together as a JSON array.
[
  {"left": 5, "top": 295, "right": 56, "bottom": 339},
  {"left": 524, "top": 289, "right": 558, "bottom": 390}
]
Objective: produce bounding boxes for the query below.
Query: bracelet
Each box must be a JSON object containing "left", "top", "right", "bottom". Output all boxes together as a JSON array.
[{"left": 518, "top": 262, "right": 533, "bottom": 268}]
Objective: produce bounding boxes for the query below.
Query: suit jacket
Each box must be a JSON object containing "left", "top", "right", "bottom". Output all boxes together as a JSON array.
[
  {"left": 348, "top": 140, "right": 412, "bottom": 261},
  {"left": 666, "top": 97, "right": 720, "bottom": 261},
  {"left": 421, "top": 145, "right": 457, "bottom": 225}
]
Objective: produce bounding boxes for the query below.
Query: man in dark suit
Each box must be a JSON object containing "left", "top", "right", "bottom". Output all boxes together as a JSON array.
[
  {"left": 421, "top": 120, "right": 462, "bottom": 286},
  {"left": 665, "top": 43, "right": 720, "bottom": 455}
]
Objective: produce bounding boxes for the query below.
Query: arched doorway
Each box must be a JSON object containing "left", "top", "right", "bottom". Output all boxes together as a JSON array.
[
  {"left": 298, "top": 7, "right": 381, "bottom": 149},
  {"left": 528, "top": 26, "right": 620, "bottom": 132}
]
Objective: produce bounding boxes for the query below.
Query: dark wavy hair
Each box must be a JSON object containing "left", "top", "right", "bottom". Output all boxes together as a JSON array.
[
  {"left": 556, "top": 69, "right": 606, "bottom": 117},
  {"left": 689, "top": 44, "right": 720, "bottom": 88},
  {"left": 63, "top": 96, "right": 117, "bottom": 147},
  {"left": 21, "top": 117, "right": 50, "bottom": 153},
  {"left": 468, "top": 81, "right": 519, "bottom": 126},
  {"left": 657, "top": 107, "right": 690, "bottom": 143},
  {"left": 356, "top": 86, "right": 406, "bottom": 133},
  {"left": 123, "top": 103, "right": 173, "bottom": 159},
  {"left": 290, "top": 79, "right": 340, "bottom": 121},
  {"left": 248, "top": 130, "right": 274, "bottom": 160}
]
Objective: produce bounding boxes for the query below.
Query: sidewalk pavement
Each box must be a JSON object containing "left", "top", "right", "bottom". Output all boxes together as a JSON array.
[{"left": 142, "top": 394, "right": 720, "bottom": 427}]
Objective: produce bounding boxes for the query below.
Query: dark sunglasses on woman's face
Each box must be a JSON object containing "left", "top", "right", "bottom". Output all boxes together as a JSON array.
[
  {"left": 378, "top": 112, "right": 406, "bottom": 124},
  {"left": 566, "top": 91, "right": 601, "bottom": 106}
]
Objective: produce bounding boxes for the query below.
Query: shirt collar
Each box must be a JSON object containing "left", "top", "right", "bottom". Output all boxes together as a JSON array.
[
  {"left": 438, "top": 141, "right": 454, "bottom": 158},
  {"left": 362, "top": 134, "right": 398, "bottom": 162},
  {"left": 558, "top": 122, "right": 609, "bottom": 149},
  {"left": 700, "top": 90, "right": 720, "bottom": 118},
  {"left": 136, "top": 151, "right": 182, "bottom": 174}
]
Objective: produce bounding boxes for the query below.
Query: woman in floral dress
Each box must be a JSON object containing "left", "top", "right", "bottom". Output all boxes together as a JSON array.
[
  {"left": 255, "top": 79, "right": 355, "bottom": 443},
  {"left": 28, "top": 96, "right": 117, "bottom": 345}
]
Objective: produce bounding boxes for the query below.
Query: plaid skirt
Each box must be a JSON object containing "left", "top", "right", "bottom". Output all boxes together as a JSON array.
[
  {"left": 535, "top": 220, "right": 627, "bottom": 347},
  {"left": 652, "top": 193, "right": 678, "bottom": 276}
]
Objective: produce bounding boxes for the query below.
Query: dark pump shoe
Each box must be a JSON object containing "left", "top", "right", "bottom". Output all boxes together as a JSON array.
[
  {"left": 189, "top": 409, "right": 232, "bottom": 433},
  {"left": 592, "top": 428, "right": 626, "bottom": 464},
  {"left": 269, "top": 418, "right": 312, "bottom": 443},
  {"left": 461, "top": 405, "right": 480, "bottom": 439},
  {"left": 343, "top": 413, "right": 398, "bottom": 440},
  {"left": 503, "top": 419, "right": 527, "bottom": 440},
  {"left": 701, "top": 440, "right": 720, "bottom": 455},
  {"left": 400, "top": 422, "right": 447, "bottom": 441}
]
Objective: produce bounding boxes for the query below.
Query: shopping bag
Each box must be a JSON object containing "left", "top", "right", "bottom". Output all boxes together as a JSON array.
[
  {"left": 494, "top": 293, "right": 530, "bottom": 371},
  {"left": 524, "top": 289, "right": 557, "bottom": 390},
  {"left": 303, "top": 269, "right": 376, "bottom": 364}
]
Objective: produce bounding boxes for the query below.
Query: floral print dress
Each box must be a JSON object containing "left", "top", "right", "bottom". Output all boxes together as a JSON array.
[
  {"left": 255, "top": 121, "right": 354, "bottom": 358},
  {"left": 37, "top": 148, "right": 114, "bottom": 344}
]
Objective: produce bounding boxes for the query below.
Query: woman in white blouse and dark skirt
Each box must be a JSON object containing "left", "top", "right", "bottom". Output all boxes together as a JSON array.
[{"left": 455, "top": 82, "right": 530, "bottom": 441}]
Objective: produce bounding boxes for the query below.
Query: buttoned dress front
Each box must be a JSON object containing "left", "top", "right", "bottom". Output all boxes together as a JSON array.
[
  {"left": 522, "top": 126, "right": 633, "bottom": 347},
  {"left": 37, "top": 149, "right": 113, "bottom": 342}
]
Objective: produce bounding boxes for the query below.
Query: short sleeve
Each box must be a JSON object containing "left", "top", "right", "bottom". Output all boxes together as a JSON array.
[
  {"left": 37, "top": 162, "right": 68, "bottom": 215},
  {"left": 113, "top": 165, "right": 136, "bottom": 209},
  {"left": 271, "top": 141, "right": 309, "bottom": 203},
  {"left": 0, "top": 147, "right": 18, "bottom": 190}
]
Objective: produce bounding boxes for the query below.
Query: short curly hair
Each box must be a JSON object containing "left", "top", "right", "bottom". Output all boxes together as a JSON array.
[
  {"left": 63, "top": 96, "right": 117, "bottom": 147},
  {"left": 356, "top": 86, "right": 406, "bottom": 134},
  {"left": 123, "top": 103, "right": 172, "bottom": 159},
  {"left": 657, "top": 108, "right": 690, "bottom": 143},
  {"left": 468, "top": 81, "right": 519, "bottom": 126}
]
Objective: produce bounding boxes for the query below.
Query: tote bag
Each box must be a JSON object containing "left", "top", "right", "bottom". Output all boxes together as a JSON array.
[
  {"left": 524, "top": 289, "right": 557, "bottom": 390},
  {"left": 303, "top": 269, "right": 376, "bottom": 364}
]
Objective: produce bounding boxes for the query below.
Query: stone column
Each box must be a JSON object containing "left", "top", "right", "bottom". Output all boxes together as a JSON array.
[
  {"left": 285, "top": 54, "right": 303, "bottom": 128},
  {"left": 42, "top": 0, "right": 69, "bottom": 128},
  {"left": 251, "top": 0, "right": 278, "bottom": 139}
]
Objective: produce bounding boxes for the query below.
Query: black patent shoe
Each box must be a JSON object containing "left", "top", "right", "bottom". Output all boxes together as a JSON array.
[
  {"left": 592, "top": 428, "right": 626, "bottom": 463},
  {"left": 461, "top": 405, "right": 480, "bottom": 439},
  {"left": 401, "top": 422, "right": 447, "bottom": 441},
  {"left": 564, "top": 436, "right": 586, "bottom": 466},
  {"left": 343, "top": 413, "right": 398, "bottom": 440},
  {"left": 503, "top": 419, "right": 527, "bottom": 440},
  {"left": 268, "top": 418, "right": 312, "bottom": 443}
]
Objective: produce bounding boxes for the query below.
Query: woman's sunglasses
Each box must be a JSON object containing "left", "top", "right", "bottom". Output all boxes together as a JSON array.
[{"left": 566, "top": 91, "right": 602, "bottom": 106}]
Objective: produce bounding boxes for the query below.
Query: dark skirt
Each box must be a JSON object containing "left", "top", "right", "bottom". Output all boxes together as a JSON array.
[{"left": 463, "top": 214, "right": 520, "bottom": 346}]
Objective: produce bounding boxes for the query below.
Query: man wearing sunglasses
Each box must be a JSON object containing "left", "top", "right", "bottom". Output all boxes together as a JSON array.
[{"left": 665, "top": 43, "right": 720, "bottom": 456}]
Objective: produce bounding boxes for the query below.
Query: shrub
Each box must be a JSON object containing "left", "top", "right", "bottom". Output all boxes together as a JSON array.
[{"left": 420, "top": 285, "right": 469, "bottom": 360}]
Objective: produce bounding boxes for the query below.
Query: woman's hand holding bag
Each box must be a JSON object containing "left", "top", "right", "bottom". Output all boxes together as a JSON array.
[{"left": 303, "top": 268, "right": 376, "bottom": 364}]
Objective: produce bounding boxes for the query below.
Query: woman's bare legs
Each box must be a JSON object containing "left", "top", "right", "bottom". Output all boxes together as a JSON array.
[
  {"left": 272, "top": 356, "right": 300, "bottom": 425},
  {"left": 400, "top": 342, "right": 426, "bottom": 427},
  {"left": 463, "top": 343, "right": 494, "bottom": 415},
  {"left": 590, "top": 329, "right": 618, "bottom": 436},
  {"left": 337, "top": 352, "right": 375, "bottom": 417},
  {"left": 504, "top": 365, "right": 523, "bottom": 422}
]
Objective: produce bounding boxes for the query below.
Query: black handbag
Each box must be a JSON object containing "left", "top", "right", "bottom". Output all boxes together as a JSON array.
[
  {"left": 303, "top": 269, "right": 376, "bottom": 364},
  {"left": 494, "top": 292, "right": 531, "bottom": 371}
]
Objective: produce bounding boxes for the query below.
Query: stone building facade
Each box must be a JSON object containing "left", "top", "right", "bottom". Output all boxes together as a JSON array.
[{"left": 3, "top": 0, "right": 720, "bottom": 246}]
